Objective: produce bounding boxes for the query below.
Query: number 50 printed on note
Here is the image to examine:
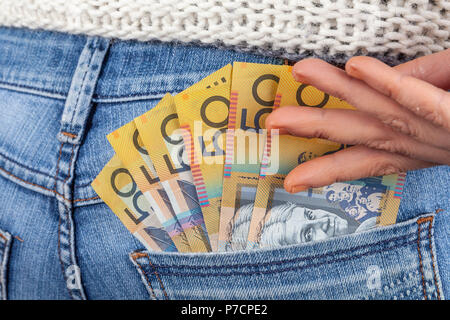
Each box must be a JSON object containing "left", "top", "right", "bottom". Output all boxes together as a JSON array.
[
  {"left": 136, "top": 94, "right": 211, "bottom": 252},
  {"left": 218, "top": 62, "right": 285, "bottom": 251}
]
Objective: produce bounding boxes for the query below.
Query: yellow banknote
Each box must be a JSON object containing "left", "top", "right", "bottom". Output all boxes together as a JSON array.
[
  {"left": 91, "top": 155, "right": 178, "bottom": 252},
  {"left": 107, "top": 121, "right": 191, "bottom": 252},
  {"left": 175, "top": 65, "right": 232, "bottom": 251},
  {"left": 246, "top": 66, "right": 404, "bottom": 249},
  {"left": 135, "top": 94, "right": 211, "bottom": 252},
  {"left": 218, "top": 62, "right": 285, "bottom": 251}
]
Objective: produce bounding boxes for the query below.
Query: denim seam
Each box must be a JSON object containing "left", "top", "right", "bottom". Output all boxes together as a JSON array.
[
  {"left": 0, "top": 81, "right": 179, "bottom": 104},
  {"left": 420, "top": 215, "right": 442, "bottom": 300},
  {"left": 139, "top": 230, "right": 421, "bottom": 270},
  {"left": 0, "top": 81, "right": 67, "bottom": 100},
  {"left": 63, "top": 146, "right": 75, "bottom": 186},
  {"left": 145, "top": 254, "right": 169, "bottom": 300},
  {"left": 416, "top": 217, "right": 429, "bottom": 299},
  {"left": 56, "top": 143, "right": 77, "bottom": 299},
  {"left": 430, "top": 209, "right": 445, "bottom": 300},
  {"left": 149, "top": 237, "right": 418, "bottom": 277},
  {"left": 54, "top": 36, "right": 110, "bottom": 301},
  {"left": 57, "top": 211, "right": 69, "bottom": 297},
  {"left": 73, "top": 196, "right": 99, "bottom": 203},
  {"left": 91, "top": 92, "right": 178, "bottom": 103},
  {"left": 56, "top": 134, "right": 86, "bottom": 301},
  {"left": 0, "top": 165, "right": 63, "bottom": 198},
  {"left": 416, "top": 216, "right": 441, "bottom": 300},
  {"left": 0, "top": 149, "right": 62, "bottom": 182},
  {"left": 0, "top": 154, "right": 100, "bottom": 203},
  {"left": 53, "top": 142, "right": 64, "bottom": 192},
  {"left": 131, "top": 253, "right": 157, "bottom": 300},
  {"left": 67, "top": 48, "right": 95, "bottom": 130}
]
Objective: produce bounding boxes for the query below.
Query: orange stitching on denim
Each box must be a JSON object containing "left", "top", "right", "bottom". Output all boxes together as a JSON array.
[
  {"left": 73, "top": 196, "right": 100, "bottom": 203},
  {"left": 14, "top": 235, "right": 23, "bottom": 242},
  {"left": 417, "top": 216, "right": 434, "bottom": 300},
  {"left": 0, "top": 165, "right": 65, "bottom": 198},
  {"left": 0, "top": 233, "right": 6, "bottom": 241},
  {"left": 417, "top": 219, "right": 427, "bottom": 299},
  {"left": 131, "top": 253, "right": 157, "bottom": 299},
  {"left": 426, "top": 218, "right": 441, "bottom": 300},
  {"left": 145, "top": 254, "right": 169, "bottom": 300},
  {"left": 0, "top": 141, "right": 97, "bottom": 205},
  {"left": 61, "top": 132, "right": 77, "bottom": 138},
  {"left": 417, "top": 216, "right": 433, "bottom": 224},
  {"left": 55, "top": 141, "right": 76, "bottom": 297},
  {"left": 0, "top": 161, "right": 101, "bottom": 204},
  {"left": 132, "top": 252, "right": 148, "bottom": 259}
]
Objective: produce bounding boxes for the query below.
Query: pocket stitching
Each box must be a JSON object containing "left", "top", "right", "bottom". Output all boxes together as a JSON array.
[
  {"left": 149, "top": 236, "right": 418, "bottom": 277},
  {"left": 416, "top": 216, "right": 441, "bottom": 300},
  {"left": 143, "top": 232, "right": 416, "bottom": 271},
  {"left": 131, "top": 252, "right": 157, "bottom": 300},
  {"left": 144, "top": 254, "right": 169, "bottom": 300}
]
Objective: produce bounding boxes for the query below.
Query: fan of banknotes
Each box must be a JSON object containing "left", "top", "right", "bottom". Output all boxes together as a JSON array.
[{"left": 92, "top": 62, "right": 406, "bottom": 253}]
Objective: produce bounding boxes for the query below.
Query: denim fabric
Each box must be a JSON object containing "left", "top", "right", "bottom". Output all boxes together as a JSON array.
[{"left": 0, "top": 26, "right": 448, "bottom": 300}]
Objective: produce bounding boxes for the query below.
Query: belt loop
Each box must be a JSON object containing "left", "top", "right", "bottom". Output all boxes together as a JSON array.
[
  {"left": 58, "top": 37, "right": 110, "bottom": 145},
  {"left": 55, "top": 36, "right": 110, "bottom": 300}
]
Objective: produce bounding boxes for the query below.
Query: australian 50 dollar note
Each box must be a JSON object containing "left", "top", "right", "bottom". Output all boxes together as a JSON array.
[
  {"left": 218, "top": 62, "right": 285, "bottom": 251},
  {"left": 136, "top": 94, "right": 211, "bottom": 252},
  {"left": 107, "top": 121, "right": 191, "bottom": 252},
  {"left": 175, "top": 65, "right": 232, "bottom": 251},
  {"left": 92, "top": 155, "right": 178, "bottom": 252}
]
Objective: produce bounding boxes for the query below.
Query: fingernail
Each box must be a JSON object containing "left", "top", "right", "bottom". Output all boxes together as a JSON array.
[
  {"left": 287, "top": 185, "right": 309, "bottom": 194},
  {"left": 292, "top": 64, "right": 308, "bottom": 82},
  {"left": 345, "top": 60, "right": 360, "bottom": 76}
]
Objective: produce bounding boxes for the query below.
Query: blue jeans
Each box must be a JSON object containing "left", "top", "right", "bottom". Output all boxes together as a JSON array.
[{"left": 0, "top": 27, "right": 448, "bottom": 300}]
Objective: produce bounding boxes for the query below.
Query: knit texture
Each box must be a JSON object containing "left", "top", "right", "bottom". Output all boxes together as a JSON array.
[{"left": 0, "top": 0, "right": 448, "bottom": 64}]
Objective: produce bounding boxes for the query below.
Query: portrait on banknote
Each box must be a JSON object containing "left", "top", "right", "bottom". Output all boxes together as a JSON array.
[
  {"left": 252, "top": 184, "right": 375, "bottom": 249},
  {"left": 222, "top": 185, "right": 257, "bottom": 251}
]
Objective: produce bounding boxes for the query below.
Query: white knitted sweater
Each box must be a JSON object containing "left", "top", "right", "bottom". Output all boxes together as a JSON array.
[{"left": 0, "top": 0, "right": 448, "bottom": 64}]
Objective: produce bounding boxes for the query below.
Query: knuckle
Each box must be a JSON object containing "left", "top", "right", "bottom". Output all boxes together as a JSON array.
[
  {"left": 311, "top": 127, "right": 331, "bottom": 140},
  {"left": 366, "top": 136, "right": 396, "bottom": 152},
  {"left": 409, "top": 57, "right": 432, "bottom": 81},
  {"left": 309, "top": 109, "right": 332, "bottom": 140},
  {"left": 421, "top": 107, "right": 444, "bottom": 127},
  {"left": 381, "top": 114, "right": 420, "bottom": 138},
  {"left": 367, "top": 134, "right": 417, "bottom": 159},
  {"left": 369, "top": 158, "right": 400, "bottom": 177}
]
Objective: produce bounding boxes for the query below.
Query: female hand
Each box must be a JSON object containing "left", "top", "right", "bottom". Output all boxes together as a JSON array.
[{"left": 265, "top": 49, "right": 450, "bottom": 193}]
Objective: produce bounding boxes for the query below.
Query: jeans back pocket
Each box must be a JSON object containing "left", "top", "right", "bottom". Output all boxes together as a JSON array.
[{"left": 129, "top": 213, "right": 443, "bottom": 300}]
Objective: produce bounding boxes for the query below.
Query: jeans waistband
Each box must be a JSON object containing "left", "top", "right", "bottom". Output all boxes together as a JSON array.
[{"left": 0, "top": 27, "right": 283, "bottom": 104}]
